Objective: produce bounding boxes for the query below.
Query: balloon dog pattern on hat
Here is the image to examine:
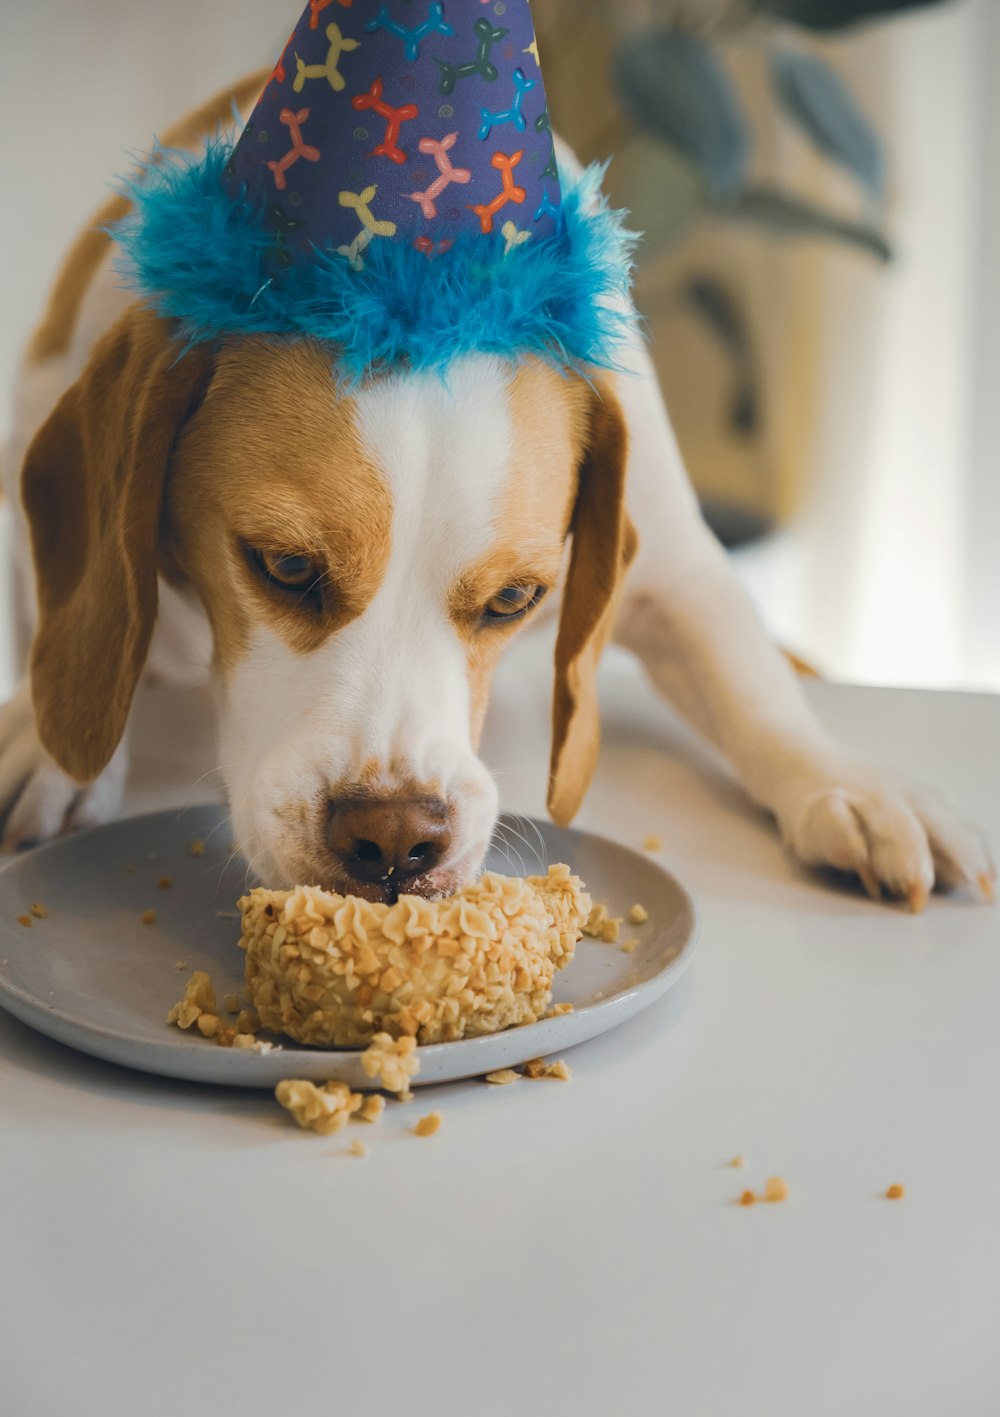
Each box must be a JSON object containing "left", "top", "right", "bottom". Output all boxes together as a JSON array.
[{"left": 224, "top": 0, "right": 561, "bottom": 267}]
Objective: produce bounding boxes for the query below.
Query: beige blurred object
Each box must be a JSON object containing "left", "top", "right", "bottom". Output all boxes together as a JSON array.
[{"left": 534, "top": 1, "right": 833, "bottom": 538}]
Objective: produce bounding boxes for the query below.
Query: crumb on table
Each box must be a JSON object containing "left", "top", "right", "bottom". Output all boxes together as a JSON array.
[
  {"left": 731, "top": 1155, "right": 747, "bottom": 1169},
  {"left": 763, "top": 1176, "right": 789, "bottom": 1203},
  {"left": 157, "top": 876, "right": 172, "bottom": 890},
  {"left": 348, "top": 1139, "right": 367, "bottom": 1158},
  {"left": 30, "top": 903, "right": 48, "bottom": 920},
  {"left": 522, "top": 1057, "right": 571, "bottom": 1081},
  {"left": 188, "top": 838, "right": 206, "bottom": 857},
  {"left": 141, "top": 908, "right": 157, "bottom": 925},
  {"left": 275, "top": 1079, "right": 366, "bottom": 1136},
  {"left": 739, "top": 1190, "right": 756, "bottom": 1207},
  {"left": 16, "top": 914, "right": 31, "bottom": 928},
  {"left": 414, "top": 1112, "right": 442, "bottom": 1138},
  {"left": 357, "top": 1094, "right": 385, "bottom": 1123},
  {"left": 485, "top": 1068, "right": 521, "bottom": 1086},
  {"left": 885, "top": 1183, "right": 905, "bottom": 1200},
  {"left": 643, "top": 834, "right": 663, "bottom": 852}
]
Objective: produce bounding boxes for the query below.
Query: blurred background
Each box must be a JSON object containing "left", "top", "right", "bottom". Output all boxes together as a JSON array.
[{"left": 1, "top": 0, "right": 997, "bottom": 693}]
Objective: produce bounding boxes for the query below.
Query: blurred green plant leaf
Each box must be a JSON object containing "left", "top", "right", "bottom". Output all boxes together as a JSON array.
[
  {"left": 709, "top": 185, "right": 892, "bottom": 259},
  {"left": 771, "top": 48, "right": 883, "bottom": 197},
  {"left": 756, "top": 0, "right": 949, "bottom": 31},
  {"left": 682, "top": 277, "right": 760, "bottom": 435},
  {"left": 612, "top": 31, "right": 750, "bottom": 196},
  {"left": 613, "top": 133, "right": 705, "bottom": 251}
]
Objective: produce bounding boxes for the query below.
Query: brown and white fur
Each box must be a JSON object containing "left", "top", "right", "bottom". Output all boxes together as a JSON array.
[{"left": 2, "top": 73, "right": 994, "bottom": 908}]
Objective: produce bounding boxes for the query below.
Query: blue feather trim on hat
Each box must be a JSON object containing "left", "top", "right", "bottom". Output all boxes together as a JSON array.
[{"left": 110, "top": 136, "right": 638, "bottom": 382}]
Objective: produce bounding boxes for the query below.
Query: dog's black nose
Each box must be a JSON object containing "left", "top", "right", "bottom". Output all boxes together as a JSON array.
[{"left": 327, "top": 797, "right": 452, "bottom": 891}]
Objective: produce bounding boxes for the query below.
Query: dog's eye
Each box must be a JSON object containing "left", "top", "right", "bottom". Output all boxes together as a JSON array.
[
  {"left": 255, "top": 549, "right": 319, "bottom": 589},
  {"left": 482, "top": 583, "right": 545, "bottom": 623}
]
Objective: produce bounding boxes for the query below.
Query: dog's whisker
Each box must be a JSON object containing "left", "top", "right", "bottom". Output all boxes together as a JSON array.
[{"left": 502, "top": 811, "right": 547, "bottom": 869}]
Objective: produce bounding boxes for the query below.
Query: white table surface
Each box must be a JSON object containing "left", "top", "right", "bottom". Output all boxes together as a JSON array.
[{"left": 1, "top": 637, "right": 998, "bottom": 1417}]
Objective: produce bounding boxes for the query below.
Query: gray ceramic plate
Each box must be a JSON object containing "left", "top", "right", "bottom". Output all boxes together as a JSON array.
[{"left": 0, "top": 805, "right": 698, "bottom": 1089}]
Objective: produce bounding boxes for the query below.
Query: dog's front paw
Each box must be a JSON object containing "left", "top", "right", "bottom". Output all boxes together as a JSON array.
[
  {"left": 0, "top": 682, "right": 127, "bottom": 849},
  {"left": 776, "top": 767, "right": 995, "bottom": 910}
]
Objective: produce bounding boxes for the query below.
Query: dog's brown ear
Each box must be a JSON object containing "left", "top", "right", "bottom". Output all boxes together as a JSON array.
[
  {"left": 22, "top": 306, "right": 212, "bottom": 784},
  {"left": 548, "top": 382, "right": 637, "bottom": 826}
]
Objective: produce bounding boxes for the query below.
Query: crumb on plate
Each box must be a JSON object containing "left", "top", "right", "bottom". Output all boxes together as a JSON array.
[
  {"left": 739, "top": 1190, "right": 756, "bottom": 1207},
  {"left": 582, "top": 902, "right": 623, "bottom": 944},
  {"left": 643, "top": 834, "right": 663, "bottom": 852},
  {"left": 348, "top": 1139, "right": 367, "bottom": 1158},
  {"left": 627, "top": 903, "right": 648, "bottom": 925},
  {"left": 731, "top": 1155, "right": 747, "bottom": 1169},
  {"left": 157, "top": 876, "right": 172, "bottom": 890},
  {"left": 885, "top": 1183, "right": 905, "bottom": 1200},
  {"left": 188, "top": 838, "right": 206, "bottom": 857},
  {"left": 167, "top": 972, "right": 217, "bottom": 1030},
  {"left": 141, "top": 908, "right": 157, "bottom": 925},
  {"left": 763, "top": 1176, "right": 789, "bottom": 1203},
  {"left": 16, "top": 914, "right": 31, "bottom": 928},
  {"left": 550, "top": 1002, "right": 573, "bottom": 1016},
  {"left": 361, "top": 1033, "right": 420, "bottom": 1096},
  {"left": 620, "top": 939, "right": 638, "bottom": 954},
  {"left": 30, "top": 903, "right": 48, "bottom": 920},
  {"left": 196, "top": 1013, "right": 221, "bottom": 1039},
  {"left": 414, "top": 1112, "right": 442, "bottom": 1138}
]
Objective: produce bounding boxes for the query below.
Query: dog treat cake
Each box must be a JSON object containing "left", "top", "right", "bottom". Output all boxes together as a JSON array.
[{"left": 237, "top": 865, "right": 589, "bottom": 1048}]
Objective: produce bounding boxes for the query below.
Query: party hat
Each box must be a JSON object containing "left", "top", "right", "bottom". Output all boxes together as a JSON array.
[
  {"left": 114, "top": 0, "right": 636, "bottom": 380},
  {"left": 225, "top": 0, "right": 560, "bottom": 262}
]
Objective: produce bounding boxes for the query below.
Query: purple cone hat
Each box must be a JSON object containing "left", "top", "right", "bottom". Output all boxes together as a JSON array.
[
  {"left": 226, "top": 0, "right": 561, "bottom": 260},
  {"left": 113, "top": 0, "right": 637, "bottom": 380}
]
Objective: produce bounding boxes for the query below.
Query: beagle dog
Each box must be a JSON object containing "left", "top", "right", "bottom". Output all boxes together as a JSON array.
[{"left": 2, "top": 72, "right": 994, "bottom": 907}]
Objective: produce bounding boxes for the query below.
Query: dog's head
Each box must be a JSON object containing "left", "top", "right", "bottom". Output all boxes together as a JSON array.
[{"left": 22, "top": 307, "right": 634, "bottom": 898}]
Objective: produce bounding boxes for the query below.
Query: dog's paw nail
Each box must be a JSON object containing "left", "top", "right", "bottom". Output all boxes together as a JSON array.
[
  {"left": 907, "top": 883, "right": 929, "bottom": 915},
  {"left": 858, "top": 866, "right": 882, "bottom": 902}
]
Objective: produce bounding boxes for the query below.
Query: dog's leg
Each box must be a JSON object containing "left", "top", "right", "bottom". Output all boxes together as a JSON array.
[
  {"left": 0, "top": 681, "right": 130, "bottom": 848},
  {"left": 611, "top": 343, "right": 995, "bottom": 906}
]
